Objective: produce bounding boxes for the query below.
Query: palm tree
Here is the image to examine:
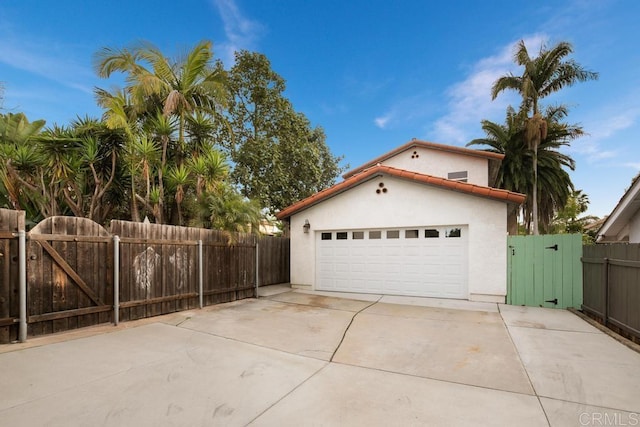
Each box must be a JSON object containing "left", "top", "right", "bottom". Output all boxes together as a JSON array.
[
  {"left": 145, "top": 112, "right": 175, "bottom": 223},
  {"left": 123, "top": 134, "right": 160, "bottom": 221},
  {"left": 166, "top": 164, "right": 191, "bottom": 226},
  {"left": 468, "top": 107, "right": 528, "bottom": 194},
  {"left": 199, "top": 184, "right": 262, "bottom": 235},
  {"left": 94, "top": 40, "right": 227, "bottom": 166},
  {"left": 491, "top": 40, "right": 598, "bottom": 234},
  {"left": 70, "top": 116, "right": 124, "bottom": 223},
  {"left": 468, "top": 105, "right": 580, "bottom": 233},
  {"left": 0, "top": 113, "right": 46, "bottom": 213},
  {"left": 188, "top": 147, "right": 229, "bottom": 197}
]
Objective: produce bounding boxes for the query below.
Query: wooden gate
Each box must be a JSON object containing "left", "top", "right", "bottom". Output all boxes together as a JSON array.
[
  {"left": 507, "top": 234, "right": 583, "bottom": 309},
  {"left": 27, "top": 217, "right": 113, "bottom": 336}
]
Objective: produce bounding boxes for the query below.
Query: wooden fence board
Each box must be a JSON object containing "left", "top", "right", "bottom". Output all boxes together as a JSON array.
[
  {"left": 25, "top": 217, "right": 112, "bottom": 338},
  {"left": 0, "top": 213, "right": 287, "bottom": 343},
  {"left": 258, "top": 237, "right": 290, "bottom": 286},
  {"left": 582, "top": 243, "right": 640, "bottom": 343},
  {"left": 508, "top": 234, "right": 582, "bottom": 309},
  {"left": 0, "top": 209, "right": 23, "bottom": 343}
]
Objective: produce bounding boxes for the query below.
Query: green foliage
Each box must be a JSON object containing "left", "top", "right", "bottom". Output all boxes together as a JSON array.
[
  {"left": 483, "top": 40, "right": 597, "bottom": 234},
  {"left": 550, "top": 189, "right": 599, "bottom": 243},
  {"left": 225, "top": 50, "right": 345, "bottom": 214},
  {"left": 0, "top": 113, "right": 126, "bottom": 224},
  {"left": 468, "top": 105, "right": 581, "bottom": 233},
  {"left": 94, "top": 40, "right": 231, "bottom": 225},
  {"left": 0, "top": 41, "right": 345, "bottom": 233},
  {"left": 196, "top": 184, "right": 262, "bottom": 235}
]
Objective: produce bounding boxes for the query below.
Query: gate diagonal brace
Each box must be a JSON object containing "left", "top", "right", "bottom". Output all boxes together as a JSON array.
[{"left": 37, "top": 240, "right": 104, "bottom": 306}]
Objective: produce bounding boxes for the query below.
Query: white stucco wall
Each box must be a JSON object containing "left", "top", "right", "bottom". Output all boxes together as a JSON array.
[
  {"left": 289, "top": 174, "right": 509, "bottom": 302},
  {"left": 379, "top": 147, "right": 489, "bottom": 186}
]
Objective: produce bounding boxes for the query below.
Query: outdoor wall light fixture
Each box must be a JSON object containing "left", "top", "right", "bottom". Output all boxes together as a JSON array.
[{"left": 303, "top": 219, "right": 310, "bottom": 233}]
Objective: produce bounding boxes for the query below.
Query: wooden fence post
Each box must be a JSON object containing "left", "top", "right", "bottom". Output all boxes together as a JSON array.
[
  {"left": 255, "top": 241, "right": 259, "bottom": 298},
  {"left": 18, "top": 230, "right": 26, "bottom": 343},
  {"left": 603, "top": 257, "right": 609, "bottom": 326},
  {"left": 113, "top": 235, "right": 120, "bottom": 326},
  {"left": 198, "top": 240, "right": 203, "bottom": 309}
]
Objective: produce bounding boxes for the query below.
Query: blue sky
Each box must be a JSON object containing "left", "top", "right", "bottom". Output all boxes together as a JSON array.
[{"left": 1, "top": 0, "right": 638, "bottom": 217}]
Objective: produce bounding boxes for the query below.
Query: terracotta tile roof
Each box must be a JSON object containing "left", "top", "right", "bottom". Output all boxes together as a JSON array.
[
  {"left": 276, "top": 165, "right": 526, "bottom": 220},
  {"left": 343, "top": 139, "right": 505, "bottom": 179}
]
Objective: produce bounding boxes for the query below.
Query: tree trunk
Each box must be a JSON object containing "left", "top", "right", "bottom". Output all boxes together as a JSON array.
[{"left": 532, "top": 146, "right": 539, "bottom": 235}]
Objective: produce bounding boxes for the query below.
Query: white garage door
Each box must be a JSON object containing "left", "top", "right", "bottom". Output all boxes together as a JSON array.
[{"left": 316, "top": 226, "right": 468, "bottom": 299}]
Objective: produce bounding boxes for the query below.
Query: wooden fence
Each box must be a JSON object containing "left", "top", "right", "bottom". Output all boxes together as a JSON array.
[
  {"left": 258, "top": 236, "right": 290, "bottom": 287},
  {"left": 0, "top": 210, "right": 24, "bottom": 344},
  {"left": 0, "top": 210, "right": 290, "bottom": 343},
  {"left": 582, "top": 243, "right": 640, "bottom": 343}
]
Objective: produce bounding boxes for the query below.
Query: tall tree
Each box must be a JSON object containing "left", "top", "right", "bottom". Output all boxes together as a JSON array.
[
  {"left": 226, "top": 50, "right": 344, "bottom": 213},
  {"left": 0, "top": 113, "right": 47, "bottom": 216},
  {"left": 94, "top": 40, "right": 230, "bottom": 225},
  {"left": 94, "top": 40, "right": 227, "bottom": 163},
  {"left": 491, "top": 40, "right": 598, "bottom": 234},
  {"left": 468, "top": 105, "right": 581, "bottom": 233}
]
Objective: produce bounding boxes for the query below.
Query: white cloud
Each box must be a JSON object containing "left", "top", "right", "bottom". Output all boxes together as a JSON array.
[
  {"left": 374, "top": 115, "right": 390, "bottom": 129},
  {"left": 211, "top": 0, "right": 265, "bottom": 66},
  {"left": 0, "top": 36, "right": 95, "bottom": 94},
  {"left": 623, "top": 162, "right": 640, "bottom": 170},
  {"left": 569, "top": 140, "right": 617, "bottom": 162},
  {"left": 373, "top": 35, "right": 553, "bottom": 143},
  {"left": 588, "top": 109, "right": 640, "bottom": 141},
  {"left": 569, "top": 106, "right": 640, "bottom": 162},
  {"left": 429, "top": 34, "right": 547, "bottom": 145},
  {"left": 372, "top": 90, "right": 439, "bottom": 131}
]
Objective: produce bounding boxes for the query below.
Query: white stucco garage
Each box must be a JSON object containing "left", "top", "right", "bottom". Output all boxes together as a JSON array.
[{"left": 276, "top": 140, "right": 525, "bottom": 303}]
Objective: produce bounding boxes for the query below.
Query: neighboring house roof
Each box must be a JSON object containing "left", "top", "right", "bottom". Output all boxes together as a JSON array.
[
  {"left": 276, "top": 164, "right": 525, "bottom": 220},
  {"left": 597, "top": 174, "right": 640, "bottom": 242},
  {"left": 342, "top": 140, "right": 505, "bottom": 179}
]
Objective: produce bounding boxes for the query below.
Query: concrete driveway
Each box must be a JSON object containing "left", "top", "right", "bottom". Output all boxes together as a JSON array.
[{"left": 1, "top": 286, "right": 639, "bottom": 426}]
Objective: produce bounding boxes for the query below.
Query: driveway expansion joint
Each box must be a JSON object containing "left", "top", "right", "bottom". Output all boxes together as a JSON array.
[
  {"left": 246, "top": 363, "right": 329, "bottom": 426},
  {"left": 498, "top": 305, "right": 551, "bottom": 426}
]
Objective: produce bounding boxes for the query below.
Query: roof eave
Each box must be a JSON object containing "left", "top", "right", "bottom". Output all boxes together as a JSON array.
[
  {"left": 276, "top": 165, "right": 525, "bottom": 220},
  {"left": 596, "top": 176, "right": 640, "bottom": 240},
  {"left": 342, "top": 140, "right": 505, "bottom": 179}
]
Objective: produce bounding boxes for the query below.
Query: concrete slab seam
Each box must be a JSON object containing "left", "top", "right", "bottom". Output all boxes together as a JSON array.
[
  {"left": 329, "top": 360, "right": 543, "bottom": 398},
  {"left": 508, "top": 325, "right": 603, "bottom": 335},
  {"left": 538, "top": 394, "right": 640, "bottom": 416},
  {"left": 246, "top": 363, "right": 330, "bottom": 426},
  {"left": 175, "top": 320, "right": 332, "bottom": 362},
  {"left": 356, "top": 310, "right": 501, "bottom": 325},
  {"left": 330, "top": 296, "right": 383, "bottom": 362},
  {"left": 498, "top": 304, "right": 551, "bottom": 426}
]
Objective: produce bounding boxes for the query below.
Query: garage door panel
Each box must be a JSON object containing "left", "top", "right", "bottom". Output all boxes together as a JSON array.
[
  {"left": 350, "top": 263, "right": 365, "bottom": 273},
  {"left": 317, "top": 226, "right": 467, "bottom": 299}
]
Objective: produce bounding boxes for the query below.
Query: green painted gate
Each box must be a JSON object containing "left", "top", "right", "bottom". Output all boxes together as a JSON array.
[{"left": 507, "top": 234, "right": 583, "bottom": 309}]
